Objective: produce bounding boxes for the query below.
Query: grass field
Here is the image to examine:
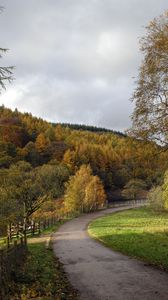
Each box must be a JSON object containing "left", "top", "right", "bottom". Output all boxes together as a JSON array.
[{"left": 88, "top": 207, "right": 168, "bottom": 270}]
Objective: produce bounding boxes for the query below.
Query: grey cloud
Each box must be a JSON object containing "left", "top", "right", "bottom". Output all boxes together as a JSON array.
[{"left": 0, "top": 0, "right": 167, "bottom": 131}]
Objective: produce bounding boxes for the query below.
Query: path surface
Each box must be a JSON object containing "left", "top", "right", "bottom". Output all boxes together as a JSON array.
[{"left": 53, "top": 206, "right": 168, "bottom": 300}]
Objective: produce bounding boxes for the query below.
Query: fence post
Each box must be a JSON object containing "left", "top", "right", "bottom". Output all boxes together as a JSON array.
[
  {"left": 6, "top": 237, "right": 10, "bottom": 249},
  {"left": 16, "top": 223, "right": 19, "bottom": 240},
  {"left": 43, "top": 219, "right": 46, "bottom": 230},
  {"left": 23, "top": 222, "right": 27, "bottom": 246},
  {"left": 38, "top": 221, "right": 41, "bottom": 234},
  {"left": 7, "top": 223, "right": 12, "bottom": 242},
  {"left": 20, "top": 237, "right": 23, "bottom": 246},
  {"left": 32, "top": 220, "right": 35, "bottom": 235}
]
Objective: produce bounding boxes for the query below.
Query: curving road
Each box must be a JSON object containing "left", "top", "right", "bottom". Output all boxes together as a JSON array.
[{"left": 52, "top": 206, "right": 168, "bottom": 300}]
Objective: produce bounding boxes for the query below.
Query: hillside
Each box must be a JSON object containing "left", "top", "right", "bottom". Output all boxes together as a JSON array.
[
  {"left": 52, "top": 122, "right": 126, "bottom": 137},
  {"left": 0, "top": 105, "right": 167, "bottom": 190}
]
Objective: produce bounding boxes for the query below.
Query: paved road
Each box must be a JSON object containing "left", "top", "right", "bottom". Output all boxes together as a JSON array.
[{"left": 53, "top": 206, "right": 168, "bottom": 300}]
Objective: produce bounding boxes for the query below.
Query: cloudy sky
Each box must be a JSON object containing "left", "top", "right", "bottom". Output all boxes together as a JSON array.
[{"left": 0, "top": 0, "right": 167, "bottom": 132}]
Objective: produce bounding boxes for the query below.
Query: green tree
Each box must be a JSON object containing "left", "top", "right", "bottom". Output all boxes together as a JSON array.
[
  {"left": 24, "top": 141, "right": 39, "bottom": 166},
  {"left": 131, "top": 11, "right": 168, "bottom": 146},
  {"left": 0, "top": 162, "right": 43, "bottom": 225},
  {"left": 36, "top": 163, "right": 70, "bottom": 199},
  {"left": 122, "top": 179, "right": 147, "bottom": 200}
]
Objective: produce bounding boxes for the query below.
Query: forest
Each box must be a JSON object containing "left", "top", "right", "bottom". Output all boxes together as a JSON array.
[{"left": 0, "top": 104, "right": 168, "bottom": 235}]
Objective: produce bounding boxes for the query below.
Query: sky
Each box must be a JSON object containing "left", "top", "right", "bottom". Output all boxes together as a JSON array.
[{"left": 0, "top": 0, "right": 167, "bottom": 132}]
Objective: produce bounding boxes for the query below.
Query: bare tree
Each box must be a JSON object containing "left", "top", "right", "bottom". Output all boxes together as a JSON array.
[{"left": 0, "top": 7, "right": 14, "bottom": 92}]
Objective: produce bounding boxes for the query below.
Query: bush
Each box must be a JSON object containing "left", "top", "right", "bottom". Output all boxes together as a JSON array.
[
  {"left": 147, "top": 186, "right": 164, "bottom": 211},
  {"left": 148, "top": 169, "right": 168, "bottom": 211},
  {"left": 122, "top": 179, "right": 147, "bottom": 200}
]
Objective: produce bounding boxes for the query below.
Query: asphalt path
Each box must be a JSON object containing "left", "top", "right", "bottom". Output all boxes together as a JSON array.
[{"left": 53, "top": 206, "right": 168, "bottom": 300}]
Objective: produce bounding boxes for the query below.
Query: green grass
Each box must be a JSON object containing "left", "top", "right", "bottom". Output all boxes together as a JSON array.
[
  {"left": 88, "top": 207, "right": 168, "bottom": 270},
  {"left": 11, "top": 221, "right": 78, "bottom": 300}
]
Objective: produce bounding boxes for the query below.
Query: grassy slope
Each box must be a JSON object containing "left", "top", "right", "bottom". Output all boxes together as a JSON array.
[
  {"left": 11, "top": 222, "right": 78, "bottom": 300},
  {"left": 88, "top": 207, "right": 168, "bottom": 270}
]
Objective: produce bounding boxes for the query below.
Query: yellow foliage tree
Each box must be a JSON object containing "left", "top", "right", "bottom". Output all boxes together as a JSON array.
[
  {"left": 55, "top": 124, "right": 64, "bottom": 141},
  {"left": 84, "top": 175, "right": 106, "bottom": 212},
  {"left": 63, "top": 149, "right": 76, "bottom": 171},
  {"left": 35, "top": 133, "right": 49, "bottom": 153},
  {"left": 64, "top": 164, "right": 106, "bottom": 215}
]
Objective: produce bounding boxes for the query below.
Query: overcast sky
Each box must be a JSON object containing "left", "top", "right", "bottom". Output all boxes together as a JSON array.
[{"left": 0, "top": 0, "right": 167, "bottom": 132}]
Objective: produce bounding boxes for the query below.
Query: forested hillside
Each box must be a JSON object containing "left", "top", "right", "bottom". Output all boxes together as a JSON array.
[
  {"left": 0, "top": 105, "right": 168, "bottom": 233},
  {"left": 52, "top": 122, "right": 126, "bottom": 136}
]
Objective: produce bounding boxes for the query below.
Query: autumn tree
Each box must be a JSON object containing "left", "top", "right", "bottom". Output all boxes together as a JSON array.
[
  {"left": 63, "top": 149, "right": 76, "bottom": 171},
  {"left": 131, "top": 11, "right": 168, "bottom": 146},
  {"left": 35, "top": 133, "right": 49, "bottom": 153},
  {"left": 84, "top": 175, "right": 106, "bottom": 212},
  {"left": 45, "top": 126, "right": 56, "bottom": 142},
  {"left": 64, "top": 165, "right": 92, "bottom": 214},
  {"left": 64, "top": 164, "right": 106, "bottom": 215},
  {"left": 55, "top": 124, "right": 64, "bottom": 141}
]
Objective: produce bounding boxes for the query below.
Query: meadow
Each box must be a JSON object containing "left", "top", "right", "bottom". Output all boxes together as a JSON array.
[{"left": 88, "top": 207, "right": 168, "bottom": 270}]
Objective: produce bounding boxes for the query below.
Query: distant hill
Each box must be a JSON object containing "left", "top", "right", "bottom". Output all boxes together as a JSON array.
[{"left": 52, "top": 122, "right": 126, "bottom": 137}]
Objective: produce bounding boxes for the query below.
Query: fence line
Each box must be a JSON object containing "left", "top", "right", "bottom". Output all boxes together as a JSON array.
[
  {"left": 0, "top": 216, "right": 59, "bottom": 300},
  {"left": 1, "top": 216, "right": 59, "bottom": 250},
  {"left": 108, "top": 199, "right": 147, "bottom": 208}
]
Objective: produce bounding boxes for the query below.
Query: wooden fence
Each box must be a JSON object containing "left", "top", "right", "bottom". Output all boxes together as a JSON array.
[
  {"left": 0, "top": 217, "right": 59, "bottom": 300},
  {"left": 3, "top": 217, "right": 59, "bottom": 249}
]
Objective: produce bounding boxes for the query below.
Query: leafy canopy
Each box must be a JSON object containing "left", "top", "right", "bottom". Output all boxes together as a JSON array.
[{"left": 131, "top": 11, "right": 168, "bottom": 146}]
